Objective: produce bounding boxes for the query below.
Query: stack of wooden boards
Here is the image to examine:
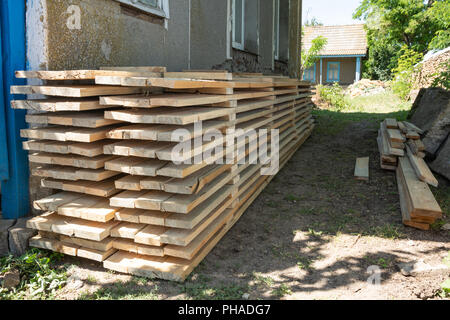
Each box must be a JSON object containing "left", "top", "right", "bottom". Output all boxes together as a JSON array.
[
  {"left": 377, "top": 118, "right": 442, "bottom": 230},
  {"left": 13, "top": 68, "right": 315, "bottom": 281}
]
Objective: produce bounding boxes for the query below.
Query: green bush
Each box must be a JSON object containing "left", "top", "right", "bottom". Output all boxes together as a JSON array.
[
  {"left": 391, "top": 47, "right": 423, "bottom": 100},
  {"left": 317, "top": 83, "right": 349, "bottom": 111}
]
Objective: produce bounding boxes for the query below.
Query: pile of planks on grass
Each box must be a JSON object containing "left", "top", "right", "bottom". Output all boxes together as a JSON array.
[
  {"left": 14, "top": 68, "right": 315, "bottom": 281},
  {"left": 377, "top": 118, "right": 442, "bottom": 230}
]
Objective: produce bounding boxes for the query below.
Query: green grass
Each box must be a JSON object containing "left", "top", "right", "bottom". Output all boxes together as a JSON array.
[
  {"left": 252, "top": 272, "right": 274, "bottom": 287},
  {"left": 79, "top": 281, "right": 159, "bottom": 300},
  {"left": 272, "top": 284, "right": 292, "bottom": 298},
  {"left": 0, "top": 249, "right": 67, "bottom": 300},
  {"left": 313, "top": 89, "right": 412, "bottom": 138},
  {"left": 367, "top": 224, "right": 406, "bottom": 240}
]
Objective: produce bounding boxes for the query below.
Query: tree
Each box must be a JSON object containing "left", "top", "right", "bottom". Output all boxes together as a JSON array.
[
  {"left": 301, "top": 35, "right": 327, "bottom": 70},
  {"left": 353, "top": 0, "right": 450, "bottom": 80},
  {"left": 304, "top": 17, "right": 323, "bottom": 27}
]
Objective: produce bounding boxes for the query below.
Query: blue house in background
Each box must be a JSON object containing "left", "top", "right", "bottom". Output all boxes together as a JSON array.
[{"left": 301, "top": 24, "right": 368, "bottom": 85}]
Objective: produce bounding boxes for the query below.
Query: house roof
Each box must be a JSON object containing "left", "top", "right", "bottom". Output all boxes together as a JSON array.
[{"left": 302, "top": 24, "right": 368, "bottom": 56}]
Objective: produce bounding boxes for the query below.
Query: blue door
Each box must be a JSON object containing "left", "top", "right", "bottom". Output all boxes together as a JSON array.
[{"left": 0, "top": 0, "right": 29, "bottom": 219}]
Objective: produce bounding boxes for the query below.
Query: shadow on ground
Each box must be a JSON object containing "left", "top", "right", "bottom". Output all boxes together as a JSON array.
[{"left": 60, "top": 108, "right": 449, "bottom": 300}]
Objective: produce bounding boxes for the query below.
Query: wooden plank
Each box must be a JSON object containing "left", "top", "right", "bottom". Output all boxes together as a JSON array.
[
  {"left": 396, "top": 168, "right": 431, "bottom": 230},
  {"left": 15, "top": 69, "right": 162, "bottom": 80},
  {"left": 29, "top": 153, "right": 116, "bottom": 169},
  {"left": 112, "top": 238, "right": 164, "bottom": 257},
  {"left": 405, "top": 145, "right": 438, "bottom": 187},
  {"left": 100, "top": 66, "right": 167, "bottom": 73},
  {"left": 134, "top": 225, "right": 167, "bottom": 246},
  {"left": 354, "top": 157, "right": 369, "bottom": 181},
  {"left": 59, "top": 235, "right": 114, "bottom": 252},
  {"left": 164, "top": 71, "right": 232, "bottom": 81},
  {"left": 32, "top": 165, "right": 119, "bottom": 182},
  {"left": 58, "top": 196, "right": 117, "bottom": 222},
  {"left": 380, "top": 124, "right": 404, "bottom": 156},
  {"left": 105, "top": 157, "right": 167, "bottom": 176},
  {"left": 385, "top": 118, "right": 398, "bottom": 129},
  {"left": 398, "top": 157, "right": 442, "bottom": 218},
  {"left": 403, "top": 121, "right": 424, "bottom": 134},
  {"left": 11, "top": 98, "right": 108, "bottom": 112},
  {"left": 105, "top": 107, "right": 233, "bottom": 125},
  {"left": 77, "top": 247, "right": 117, "bottom": 262},
  {"left": 11, "top": 85, "right": 141, "bottom": 97},
  {"left": 21, "top": 125, "right": 121, "bottom": 143},
  {"left": 100, "top": 93, "right": 231, "bottom": 108},
  {"left": 111, "top": 222, "right": 146, "bottom": 239},
  {"left": 26, "top": 111, "right": 121, "bottom": 128}
]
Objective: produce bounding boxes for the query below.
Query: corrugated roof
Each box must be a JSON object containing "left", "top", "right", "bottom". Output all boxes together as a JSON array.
[{"left": 302, "top": 24, "right": 368, "bottom": 56}]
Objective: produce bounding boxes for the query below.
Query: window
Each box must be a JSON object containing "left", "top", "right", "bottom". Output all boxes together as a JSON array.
[
  {"left": 232, "top": 0, "right": 259, "bottom": 53},
  {"left": 116, "top": 0, "right": 170, "bottom": 18},
  {"left": 232, "top": 0, "right": 245, "bottom": 50},
  {"left": 303, "top": 65, "right": 316, "bottom": 83},
  {"left": 327, "top": 62, "right": 340, "bottom": 82},
  {"left": 274, "top": 0, "right": 288, "bottom": 61}
]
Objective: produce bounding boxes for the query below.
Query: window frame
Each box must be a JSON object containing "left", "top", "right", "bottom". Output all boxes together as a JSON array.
[
  {"left": 232, "top": 0, "right": 245, "bottom": 50},
  {"left": 326, "top": 62, "right": 340, "bottom": 83},
  {"left": 115, "top": 0, "right": 170, "bottom": 19},
  {"left": 273, "top": 0, "right": 280, "bottom": 60},
  {"left": 303, "top": 63, "right": 316, "bottom": 83}
]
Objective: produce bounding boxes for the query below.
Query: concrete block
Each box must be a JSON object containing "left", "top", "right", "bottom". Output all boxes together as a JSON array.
[
  {"left": 0, "top": 219, "right": 16, "bottom": 257},
  {"left": 8, "top": 217, "right": 37, "bottom": 257}
]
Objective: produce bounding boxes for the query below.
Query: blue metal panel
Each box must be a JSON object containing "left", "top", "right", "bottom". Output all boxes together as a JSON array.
[
  {"left": 0, "top": 22, "right": 10, "bottom": 181},
  {"left": 0, "top": 0, "right": 30, "bottom": 219}
]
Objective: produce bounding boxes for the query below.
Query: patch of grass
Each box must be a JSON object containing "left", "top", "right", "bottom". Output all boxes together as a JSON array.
[
  {"left": 252, "top": 272, "right": 274, "bottom": 287},
  {"left": 368, "top": 224, "right": 405, "bottom": 240},
  {"left": 284, "top": 194, "right": 300, "bottom": 202},
  {"left": 80, "top": 282, "right": 159, "bottom": 300},
  {"left": 440, "top": 279, "right": 450, "bottom": 297},
  {"left": 308, "top": 228, "right": 323, "bottom": 237},
  {"left": 85, "top": 275, "right": 97, "bottom": 285},
  {"left": 297, "top": 258, "right": 313, "bottom": 271},
  {"left": 0, "top": 249, "right": 67, "bottom": 300},
  {"left": 272, "top": 284, "right": 292, "bottom": 298},
  {"left": 432, "top": 186, "right": 450, "bottom": 216},
  {"left": 181, "top": 281, "right": 248, "bottom": 300},
  {"left": 298, "top": 207, "right": 315, "bottom": 215},
  {"left": 265, "top": 200, "right": 279, "bottom": 208}
]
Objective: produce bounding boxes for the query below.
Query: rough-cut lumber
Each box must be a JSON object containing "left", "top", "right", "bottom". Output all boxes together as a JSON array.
[
  {"left": 354, "top": 157, "right": 369, "bottom": 181},
  {"left": 398, "top": 157, "right": 442, "bottom": 218},
  {"left": 100, "top": 93, "right": 231, "bottom": 108},
  {"left": 26, "top": 111, "right": 121, "bottom": 128},
  {"left": 105, "top": 107, "right": 233, "bottom": 125},
  {"left": 11, "top": 85, "right": 141, "bottom": 97},
  {"left": 405, "top": 145, "right": 438, "bottom": 187},
  {"left": 15, "top": 69, "right": 163, "bottom": 80},
  {"left": 11, "top": 98, "right": 109, "bottom": 112},
  {"left": 385, "top": 118, "right": 398, "bottom": 129}
]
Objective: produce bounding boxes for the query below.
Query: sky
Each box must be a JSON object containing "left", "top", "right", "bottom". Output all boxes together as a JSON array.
[{"left": 302, "top": 0, "right": 364, "bottom": 26}]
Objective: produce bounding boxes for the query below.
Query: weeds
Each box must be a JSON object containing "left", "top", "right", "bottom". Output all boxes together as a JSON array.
[
  {"left": 272, "top": 284, "right": 292, "bottom": 298},
  {"left": 252, "top": 272, "right": 274, "bottom": 287},
  {"left": 368, "top": 224, "right": 405, "bottom": 240},
  {"left": 0, "top": 248, "right": 67, "bottom": 300}
]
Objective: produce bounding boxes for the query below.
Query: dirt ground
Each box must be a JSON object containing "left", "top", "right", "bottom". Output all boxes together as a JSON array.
[{"left": 54, "top": 107, "right": 450, "bottom": 300}]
